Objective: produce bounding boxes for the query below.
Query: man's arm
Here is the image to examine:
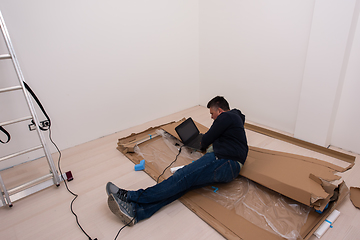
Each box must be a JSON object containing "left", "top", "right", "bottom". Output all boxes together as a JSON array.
[{"left": 201, "top": 114, "right": 230, "bottom": 149}]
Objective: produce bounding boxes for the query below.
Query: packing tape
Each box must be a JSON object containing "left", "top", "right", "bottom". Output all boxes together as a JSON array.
[
  {"left": 314, "top": 209, "right": 340, "bottom": 238},
  {"left": 325, "top": 219, "right": 333, "bottom": 228}
]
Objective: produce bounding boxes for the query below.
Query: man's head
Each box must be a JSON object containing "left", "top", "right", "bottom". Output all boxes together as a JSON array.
[{"left": 207, "top": 96, "right": 230, "bottom": 120}]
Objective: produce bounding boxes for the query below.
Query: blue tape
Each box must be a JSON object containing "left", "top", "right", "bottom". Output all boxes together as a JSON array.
[
  {"left": 212, "top": 186, "right": 218, "bottom": 193},
  {"left": 149, "top": 134, "right": 152, "bottom": 139},
  {"left": 315, "top": 203, "right": 329, "bottom": 214},
  {"left": 325, "top": 219, "right": 333, "bottom": 228}
]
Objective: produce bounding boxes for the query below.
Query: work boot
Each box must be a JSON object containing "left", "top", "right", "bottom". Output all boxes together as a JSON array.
[
  {"left": 106, "top": 182, "right": 128, "bottom": 202},
  {"left": 108, "top": 193, "right": 136, "bottom": 226}
]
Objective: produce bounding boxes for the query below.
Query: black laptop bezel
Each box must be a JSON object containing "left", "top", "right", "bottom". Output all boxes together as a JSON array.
[{"left": 175, "top": 117, "right": 201, "bottom": 145}]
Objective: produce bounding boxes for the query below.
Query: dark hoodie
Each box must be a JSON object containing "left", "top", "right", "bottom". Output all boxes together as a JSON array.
[{"left": 200, "top": 109, "right": 248, "bottom": 164}]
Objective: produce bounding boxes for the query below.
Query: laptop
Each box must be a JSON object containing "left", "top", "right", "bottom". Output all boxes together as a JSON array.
[{"left": 175, "top": 117, "right": 203, "bottom": 150}]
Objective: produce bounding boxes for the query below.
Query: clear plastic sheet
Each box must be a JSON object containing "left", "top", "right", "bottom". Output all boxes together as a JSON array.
[
  {"left": 134, "top": 129, "right": 202, "bottom": 179},
  {"left": 135, "top": 130, "right": 310, "bottom": 240},
  {"left": 197, "top": 178, "right": 311, "bottom": 240}
]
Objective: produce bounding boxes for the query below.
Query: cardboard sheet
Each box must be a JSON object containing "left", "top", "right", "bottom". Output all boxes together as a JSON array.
[
  {"left": 162, "top": 119, "right": 352, "bottom": 212},
  {"left": 117, "top": 119, "right": 354, "bottom": 240},
  {"left": 241, "top": 147, "right": 345, "bottom": 211}
]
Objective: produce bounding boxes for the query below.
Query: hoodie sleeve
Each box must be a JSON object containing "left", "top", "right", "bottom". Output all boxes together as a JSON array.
[{"left": 201, "top": 113, "right": 231, "bottom": 150}]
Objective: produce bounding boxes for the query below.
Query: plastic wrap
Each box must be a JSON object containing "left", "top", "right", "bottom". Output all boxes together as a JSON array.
[
  {"left": 134, "top": 129, "right": 202, "bottom": 179},
  {"left": 198, "top": 177, "right": 311, "bottom": 240},
  {"left": 135, "top": 130, "right": 310, "bottom": 240}
]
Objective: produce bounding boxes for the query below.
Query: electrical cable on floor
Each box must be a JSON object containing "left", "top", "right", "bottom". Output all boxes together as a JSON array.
[
  {"left": 114, "top": 218, "right": 132, "bottom": 240},
  {"left": 114, "top": 145, "right": 184, "bottom": 239},
  {"left": 21, "top": 81, "right": 97, "bottom": 239},
  {"left": 113, "top": 185, "right": 146, "bottom": 240},
  {"left": 49, "top": 128, "right": 98, "bottom": 240},
  {"left": 156, "top": 145, "right": 183, "bottom": 183}
]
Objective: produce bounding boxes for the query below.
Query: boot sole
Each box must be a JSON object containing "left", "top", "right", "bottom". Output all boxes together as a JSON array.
[{"left": 107, "top": 194, "right": 135, "bottom": 226}]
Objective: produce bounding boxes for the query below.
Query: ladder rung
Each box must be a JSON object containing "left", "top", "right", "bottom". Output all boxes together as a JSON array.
[
  {"left": 0, "top": 145, "right": 43, "bottom": 163},
  {"left": 0, "top": 173, "right": 67, "bottom": 207},
  {"left": 0, "top": 86, "right": 22, "bottom": 93},
  {"left": 0, "top": 116, "right": 32, "bottom": 127},
  {"left": 8, "top": 173, "right": 53, "bottom": 194},
  {"left": 0, "top": 54, "right": 11, "bottom": 60}
]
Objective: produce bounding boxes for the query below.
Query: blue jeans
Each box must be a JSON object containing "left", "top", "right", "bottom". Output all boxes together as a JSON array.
[{"left": 127, "top": 152, "right": 241, "bottom": 222}]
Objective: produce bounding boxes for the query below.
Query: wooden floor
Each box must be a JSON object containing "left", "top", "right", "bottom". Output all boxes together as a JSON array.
[{"left": 0, "top": 106, "right": 359, "bottom": 240}]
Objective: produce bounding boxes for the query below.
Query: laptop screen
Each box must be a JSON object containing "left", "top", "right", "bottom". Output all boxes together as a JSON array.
[{"left": 175, "top": 118, "right": 199, "bottom": 144}]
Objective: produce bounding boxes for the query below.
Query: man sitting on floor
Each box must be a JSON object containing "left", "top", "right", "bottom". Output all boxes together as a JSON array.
[{"left": 106, "top": 96, "right": 248, "bottom": 226}]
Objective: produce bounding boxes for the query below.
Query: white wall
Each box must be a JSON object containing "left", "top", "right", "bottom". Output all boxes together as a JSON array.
[
  {"left": 199, "top": 0, "right": 315, "bottom": 134},
  {"left": 294, "top": 0, "right": 357, "bottom": 147},
  {"left": 199, "top": 0, "right": 360, "bottom": 154},
  {"left": 331, "top": 9, "right": 360, "bottom": 153},
  {"left": 0, "top": 1, "right": 199, "bottom": 169}
]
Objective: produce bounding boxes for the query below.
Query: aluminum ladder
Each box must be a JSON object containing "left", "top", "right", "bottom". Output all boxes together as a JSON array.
[{"left": 0, "top": 10, "right": 61, "bottom": 207}]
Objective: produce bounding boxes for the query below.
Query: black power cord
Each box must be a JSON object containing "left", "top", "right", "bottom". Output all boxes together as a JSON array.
[
  {"left": 49, "top": 128, "right": 98, "bottom": 240},
  {"left": 156, "top": 145, "right": 183, "bottom": 183},
  {"left": 21, "top": 81, "right": 97, "bottom": 239},
  {"left": 114, "top": 145, "right": 184, "bottom": 240}
]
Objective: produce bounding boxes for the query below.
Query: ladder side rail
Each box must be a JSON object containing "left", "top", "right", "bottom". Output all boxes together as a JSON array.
[
  {"left": 0, "top": 173, "right": 12, "bottom": 207},
  {"left": 0, "top": 173, "right": 8, "bottom": 207},
  {"left": 0, "top": 11, "right": 60, "bottom": 186},
  {"left": 26, "top": 97, "right": 61, "bottom": 186}
]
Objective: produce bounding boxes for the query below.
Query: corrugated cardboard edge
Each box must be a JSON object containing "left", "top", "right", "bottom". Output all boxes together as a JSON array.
[
  {"left": 350, "top": 187, "right": 360, "bottom": 209},
  {"left": 244, "top": 122, "right": 356, "bottom": 164},
  {"left": 249, "top": 146, "right": 353, "bottom": 173}
]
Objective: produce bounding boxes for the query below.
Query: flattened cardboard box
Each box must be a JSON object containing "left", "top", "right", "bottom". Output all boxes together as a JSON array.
[{"left": 117, "top": 119, "right": 354, "bottom": 240}]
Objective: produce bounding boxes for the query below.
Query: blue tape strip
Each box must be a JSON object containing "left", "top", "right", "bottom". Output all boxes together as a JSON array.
[
  {"left": 212, "top": 186, "right": 218, "bottom": 193},
  {"left": 325, "top": 219, "right": 333, "bottom": 228},
  {"left": 149, "top": 134, "right": 152, "bottom": 139}
]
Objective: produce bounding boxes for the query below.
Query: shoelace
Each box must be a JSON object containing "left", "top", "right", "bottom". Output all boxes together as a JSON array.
[
  {"left": 118, "top": 198, "right": 134, "bottom": 218},
  {"left": 116, "top": 189, "right": 128, "bottom": 202}
]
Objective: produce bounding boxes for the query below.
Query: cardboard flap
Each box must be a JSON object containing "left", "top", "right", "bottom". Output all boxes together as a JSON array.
[
  {"left": 350, "top": 187, "right": 360, "bottom": 209},
  {"left": 308, "top": 174, "right": 338, "bottom": 211}
]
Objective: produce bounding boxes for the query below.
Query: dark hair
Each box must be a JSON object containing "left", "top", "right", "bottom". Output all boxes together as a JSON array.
[{"left": 207, "top": 96, "right": 230, "bottom": 111}]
